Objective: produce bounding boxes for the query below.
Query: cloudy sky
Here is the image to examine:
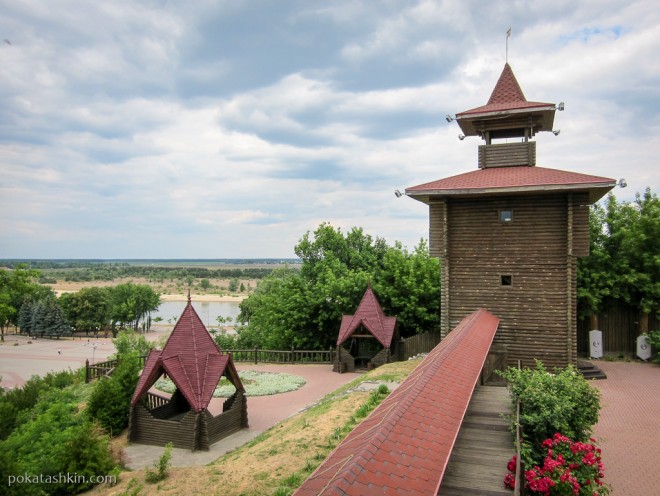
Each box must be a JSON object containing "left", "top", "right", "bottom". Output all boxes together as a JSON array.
[{"left": 1, "top": 0, "right": 658, "bottom": 259}]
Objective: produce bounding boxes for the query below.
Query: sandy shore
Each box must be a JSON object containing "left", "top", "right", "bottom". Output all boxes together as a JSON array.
[
  {"left": 159, "top": 293, "right": 246, "bottom": 302},
  {"left": 49, "top": 281, "right": 248, "bottom": 303}
]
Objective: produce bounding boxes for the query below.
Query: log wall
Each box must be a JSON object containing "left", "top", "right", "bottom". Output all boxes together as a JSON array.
[
  {"left": 430, "top": 193, "right": 590, "bottom": 368},
  {"left": 128, "top": 392, "right": 247, "bottom": 451}
]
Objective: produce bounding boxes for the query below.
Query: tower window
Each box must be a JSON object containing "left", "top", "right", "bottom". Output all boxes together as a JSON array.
[
  {"left": 501, "top": 275, "right": 513, "bottom": 286},
  {"left": 499, "top": 209, "right": 513, "bottom": 223}
]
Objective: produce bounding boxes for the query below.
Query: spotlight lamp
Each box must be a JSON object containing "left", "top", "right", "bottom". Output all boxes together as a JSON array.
[
  {"left": 445, "top": 114, "right": 455, "bottom": 123},
  {"left": 394, "top": 189, "right": 403, "bottom": 198},
  {"left": 552, "top": 130, "right": 561, "bottom": 136},
  {"left": 458, "top": 134, "right": 466, "bottom": 141},
  {"left": 556, "top": 102, "right": 565, "bottom": 111},
  {"left": 618, "top": 178, "right": 627, "bottom": 188}
]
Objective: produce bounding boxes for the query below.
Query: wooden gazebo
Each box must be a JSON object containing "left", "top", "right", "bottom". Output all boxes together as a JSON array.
[
  {"left": 128, "top": 295, "right": 248, "bottom": 451},
  {"left": 333, "top": 285, "right": 397, "bottom": 372}
]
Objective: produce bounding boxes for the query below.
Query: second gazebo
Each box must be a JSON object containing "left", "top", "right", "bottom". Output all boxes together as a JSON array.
[{"left": 333, "top": 285, "right": 398, "bottom": 373}]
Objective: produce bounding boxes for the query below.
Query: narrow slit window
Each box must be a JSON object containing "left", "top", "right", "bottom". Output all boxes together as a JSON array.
[
  {"left": 500, "top": 209, "right": 513, "bottom": 223},
  {"left": 501, "top": 275, "right": 512, "bottom": 286}
]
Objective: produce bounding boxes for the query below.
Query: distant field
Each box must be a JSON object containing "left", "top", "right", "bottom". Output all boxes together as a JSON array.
[
  {"left": 0, "top": 259, "right": 301, "bottom": 270},
  {"left": 0, "top": 259, "right": 301, "bottom": 298}
]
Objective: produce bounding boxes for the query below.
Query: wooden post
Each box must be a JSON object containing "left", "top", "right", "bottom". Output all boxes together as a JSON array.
[
  {"left": 639, "top": 310, "right": 649, "bottom": 335},
  {"left": 291, "top": 346, "right": 295, "bottom": 363},
  {"left": 254, "top": 347, "right": 258, "bottom": 364},
  {"left": 85, "top": 359, "right": 90, "bottom": 383},
  {"left": 590, "top": 313, "right": 599, "bottom": 330}
]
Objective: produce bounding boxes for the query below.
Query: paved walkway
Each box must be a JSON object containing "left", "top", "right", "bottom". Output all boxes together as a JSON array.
[
  {"left": 589, "top": 360, "right": 659, "bottom": 496},
  {"left": 0, "top": 333, "right": 116, "bottom": 388}
]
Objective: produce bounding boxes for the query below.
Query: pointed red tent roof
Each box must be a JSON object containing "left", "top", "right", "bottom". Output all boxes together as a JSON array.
[
  {"left": 457, "top": 63, "right": 555, "bottom": 117},
  {"left": 295, "top": 308, "right": 500, "bottom": 496},
  {"left": 131, "top": 296, "right": 242, "bottom": 412},
  {"left": 337, "top": 286, "right": 396, "bottom": 348},
  {"left": 455, "top": 63, "right": 556, "bottom": 137}
]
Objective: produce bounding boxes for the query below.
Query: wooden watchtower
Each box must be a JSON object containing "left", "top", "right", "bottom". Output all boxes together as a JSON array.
[{"left": 406, "top": 64, "right": 616, "bottom": 368}]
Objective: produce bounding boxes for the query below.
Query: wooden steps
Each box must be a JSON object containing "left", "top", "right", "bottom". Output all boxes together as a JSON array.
[
  {"left": 577, "top": 360, "right": 607, "bottom": 380},
  {"left": 437, "top": 386, "right": 513, "bottom": 496}
]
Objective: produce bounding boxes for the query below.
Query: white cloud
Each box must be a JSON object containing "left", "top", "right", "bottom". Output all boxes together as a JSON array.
[{"left": 0, "top": 0, "right": 658, "bottom": 258}]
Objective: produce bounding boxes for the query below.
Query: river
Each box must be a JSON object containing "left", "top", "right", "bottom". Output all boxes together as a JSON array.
[{"left": 153, "top": 300, "right": 241, "bottom": 327}]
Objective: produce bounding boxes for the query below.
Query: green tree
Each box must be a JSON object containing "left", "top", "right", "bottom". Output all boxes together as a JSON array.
[
  {"left": 199, "top": 278, "right": 212, "bottom": 290},
  {"left": 109, "top": 283, "right": 160, "bottom": 333},
  {"left": 0, "top": 264, "right": 51, "bottom": 341},
  {"left": 373, "top": 240, "right": 441, "bottom": 336},
  {"left": 29, "top": 297, "right": 72, "bottom": 338},
  {"left": 238, "top": 224, "right": 440, "bottom": 349},
  {"left": 59, "top": 287, "right": 112, "bottom": 335},
  {"left": 228, "top": 278, "right": 240, "bottom": 292},
  {"left": 578, "top": 189, "right": 659, "bottom": 332},
  {"left": 87, "top": 352, "right": 142, "bottom": 435},
  {"left": 2, "top": 389, "right": 116, "bottom": 495}
]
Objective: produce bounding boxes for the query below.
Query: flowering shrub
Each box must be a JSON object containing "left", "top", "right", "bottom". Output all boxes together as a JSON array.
[
  {"left": 504, "top": 433, "right": 609, "bottom": 495},
  {"left": 498, "top": 361, "right": 600, "bottom": 466}
]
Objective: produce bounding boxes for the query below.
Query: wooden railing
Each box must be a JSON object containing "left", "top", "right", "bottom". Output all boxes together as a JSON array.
[
  {"left": 85, "top": 349, "right": 334, "bottom": 382},
  {"left": 85, "top": 355, "right": 147, "bottom": 383},
  {"left": 144, "top": 391, "right": 170, "bottom": 410},
  {"left": 514, "top": 359, "right": 522, "bottom": 496},
  {"left": 225, "top": 348, "right": 335, "bottom": 364}
]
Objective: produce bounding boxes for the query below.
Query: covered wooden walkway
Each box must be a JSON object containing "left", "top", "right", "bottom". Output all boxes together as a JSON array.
[
  {"left": 294, "top": 308, "right": 504, "bottom": 496},
  {"left": 438, "top": 385, "right": 513, "bottom": 496}
]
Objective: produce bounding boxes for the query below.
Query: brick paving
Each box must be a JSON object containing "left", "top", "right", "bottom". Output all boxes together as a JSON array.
[
  {"left": 589, "top": 360, "right": 660, "bottom": 496},
  {"left": 0, "top": 333, "right": 116, "bottom": 388}
]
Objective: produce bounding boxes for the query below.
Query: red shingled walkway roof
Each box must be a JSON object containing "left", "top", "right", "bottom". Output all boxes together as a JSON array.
[
  {"left": 337, "top": 286, "right": 397, "bottom": 348},
  {"left": 131, "top": 297, "right": 242, "bottom": 413},
  {"left": 295, "top": 308, "right": 500, "bottom": 496}
]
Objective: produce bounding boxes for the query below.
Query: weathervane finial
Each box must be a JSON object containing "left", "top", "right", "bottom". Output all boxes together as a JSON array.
[
  {"left": 187, "top": 288, "right": 191, "bottom": 303},
  {"left": 506, "top": 27, "right": 512, "bottom": 63}
]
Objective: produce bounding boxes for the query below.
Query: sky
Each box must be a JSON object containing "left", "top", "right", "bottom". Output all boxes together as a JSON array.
[{"left": 1, "top": 0, "right": 659, "bottom": 259}]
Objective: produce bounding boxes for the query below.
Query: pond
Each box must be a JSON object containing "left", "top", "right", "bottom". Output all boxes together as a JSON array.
[{"left": 152, "top": 300, "right": 241, "bottom": 327}]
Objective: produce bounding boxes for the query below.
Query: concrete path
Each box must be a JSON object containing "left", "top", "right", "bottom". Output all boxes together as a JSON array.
[
  {"left": 124, "top": 363, "right": 363, "bottom": 469},
  {"left": 589, "top": 360, "right": 659, "bottom": 496}
]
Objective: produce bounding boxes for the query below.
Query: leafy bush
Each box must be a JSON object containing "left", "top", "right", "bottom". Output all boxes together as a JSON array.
[
  {"left": 145, "top": 442, "right": 173, "bottom": 484},
  {"left": 0, "top": 369, "right": 80, "bottom": 440},
  {"left": 111, "top": 330, "right": 154, "bottom": 359},
  {"left": 499, "top": 361, "right": 600, "bottom": 466},
  {"left": 87, "top": 354, "right": 142, "bottom": 435},
  {"left": 1, "top": 390, "right": 116, "bottom": 495},
  {"left": 645, "top": 331, "right": 660, "bottom": 364}
]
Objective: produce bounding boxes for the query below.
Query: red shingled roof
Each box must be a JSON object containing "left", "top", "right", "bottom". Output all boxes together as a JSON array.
[
  {"left": 457, "top": 63, "right": 553, "bottom": 117},
  {"left": 337, "top": 286, "right": 396, "bottom": 348},
  {"left": 131, "top": 297, "right": 242, "bottom": 412},
  {"left": 295, "top": 308, "right": 500, "bottom": 496},
  {"left": 406, "top": 166, "right": 616, "bottom": 203}
]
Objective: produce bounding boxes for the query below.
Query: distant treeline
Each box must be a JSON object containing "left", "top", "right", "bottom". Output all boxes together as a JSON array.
[
  {"left": 0, "top": 258, "right": 300, "bottom": 269},
  {"left": 0, "top": 260, "right": 301, "bottom": 283}
]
